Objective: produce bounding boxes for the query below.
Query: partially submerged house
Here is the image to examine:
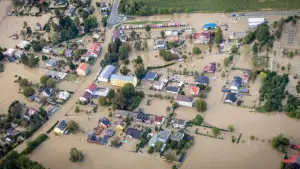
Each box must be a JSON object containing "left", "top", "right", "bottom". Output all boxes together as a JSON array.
[
  {"left": 18, "top": 41, "right": 30, "bottom": 49},
  {"left": 35, "top": 23, "right": 42, "bottom": 31},
  {"left": 194, "top": 75, "right": 209, "bottom": 86},
  {"left": 229, "top": 32, "right": 247, "bottom": 40},
  {"left": 176, "top": 95, "right": 194, "bottom": 107},
  {"left": 54, "top": 120, "right": 68, "bottom": 134},
  {"left": 46, "top": 59, "right": 57, "bottom": 67},
  {"left": 77, "top": 63, "right": 91, "bottom": 76},
  {"left": 136, "top": 109, "right": 150, "bottom": 123},
  {"left": 170, "top": 48, "right": 179, "bottom": 55},
  {"left": 231, "top": 76, "right": 242, "bottom": 91},
  {"left": 42, "top": 87, "right": 54, "bottom": 97},
  {"left": 190, "top": 86, "right": 200, "bottom": 95},
  {"left": 164, "top": 86, "right": 180, "bottom": 94},
  {"left": 116, "top": 121, "right": 126, "bottom": 130},
  {"left": 154, "top": 39, "right": 167, "bottom": 50},
  {"left": 171, "top": 118, "right": 187, "bottom": 129},
  {"left": 97, "top": 65, "right": 116, "bottom": 82},
  {"left": 125, "top": 128, "right": 143, "bottom": 139},
  {"left": 224, "top": 93, "right": 237, "bottom": 104},
  {"left": 157, "top": 130, "right": 171, "bottom": 143},
  {"left": 193, "top": 32, "right": 211, "bottom": 44},
  {"left": 79, "top": 91, "right": 92, "bottom": 102},
  {"left": 170, "top": 132, "right": 185, "bottom": 142},
  {"left": 165, "top": 30, "right": 178, "bottom": 37},
  {"left": 142, "top": 71, "right": 158, "bottom": 81},
  {"left": 42, "top": 46, "right": 53, "bottom": 54},
  {"left": 58, "top": 90, "right": 70, "bottom": 100},
  {"left": 152, "top": 81, "right": 165, "bottom": 90},
  {"left": 203, "top": 63, "right": 216, "bottom": 73},
  {"left": 52, "top": 48, "right": 65, "bottom": 56},
  {"left": 115, "top": 109, "right": 138, "bottom": 119},
  {"left": 99, "top": 117, "right": 111, "bottom": 128},
  {"left": 86, "top": 83, "right": 97, "bottom": 95},
  {"left": 110, "top": 74, "right": 138, "bottom": 87},
  {"left": 154, "top": 116, "right": 165, "bottom": 125},
  {"left": 149, "top": 134, "right": 157, "bottom": 147},
  {"left": 203, "top": 23, "right": 217, "bottom": 30}
]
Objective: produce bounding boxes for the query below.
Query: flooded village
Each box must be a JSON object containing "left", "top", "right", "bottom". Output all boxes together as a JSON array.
[{"left": 0, "top": 0, "right": 300, "bottom": 169}]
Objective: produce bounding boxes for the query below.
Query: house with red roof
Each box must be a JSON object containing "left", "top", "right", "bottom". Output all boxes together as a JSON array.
[
  {"left": 190, "top": 86, "right": 200, "bottom": 95},
  {"left": 81, "top": 52, "right": 90, "bottom": 62},
  {"left": 167, "top": 36, "right": 179, "bottom": 42},
  {"left": 77, "top": 63, "right": 91, "bottom": 76},
  {"left": 204, "top": 63, "right": 216, "bottom": 73},
  {"left": 154, "top": 116, "right": 165, "bottom": 125},
  {"left": 242, "top": 72, "right": 249, "bottom": 83},
  {"left": 86, "top": 83, "right": 97, "bottom": 95},
  {"left": 283, "top": 154, "right": 300, "bottom": 165},
  {"left": 88, "top": 43, "right": 101, "bottom": 58},
  {"left": 193, "top": 32, "right": 211, "bottom": 44}
]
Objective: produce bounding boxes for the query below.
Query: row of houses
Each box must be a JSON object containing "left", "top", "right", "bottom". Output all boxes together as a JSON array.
[
  {"left": 119, "top": 22, "right": 187, "bottom": 30},
  {"left": 79, "top": 83, "right": 109, "bottom": 102}
]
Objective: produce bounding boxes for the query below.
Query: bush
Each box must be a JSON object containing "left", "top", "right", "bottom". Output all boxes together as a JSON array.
[
  {"left": 212, "top": 127, "right": 220, "bottom": 137},
  {"left": 46, "top": 121, "right": 59, "bottom": 134},
  {"left": 227, "top": 125, "right": 234, "bottom": 132},
  {"left": 42, "top": 55, "right": 48, "bottom": 60},
  {"left": 23, "top": 86, "right": 35, "bottom": 97},
  {"left": 148, "top": 146, "right": 154, "bottom": 154},
  {"left": 231, "top": 44, "right": 238, "bottom": 53},
  {"left": 195, "top": 99, "right": 207, "bottom": 112},
  {"left": 223, "top": 58, "right": 230, "bottom": 67},
  {"left": 22, "top": 133, "right": 48, "bottom": 154},
  {"left": 192, "top": 47, "right": 201, "bottom": 54},
  {"left": 69, "top": 148, "right": 84, "bottom": 162},
  {"left": 190, "top": 114, "right": 204, "bottom": 126},
  {"left": 65, "top": 121, "right": 80, "bottom": 133},
  {"left": 0, "top": 63, "right": 4, "bottom": 73},
  {"left": 271, "top": 134, "right": 290, "bottom": 152}
]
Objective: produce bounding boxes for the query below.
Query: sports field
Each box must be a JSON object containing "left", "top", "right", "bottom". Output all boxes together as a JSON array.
[{"left": 144, "top": 0, "right": 300, "bottom": 12}]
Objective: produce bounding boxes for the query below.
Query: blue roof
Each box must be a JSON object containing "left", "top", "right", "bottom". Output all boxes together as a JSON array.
[
  {"left": 44, "top": 87, "right": 54, "bottom": 96},
  {"left": 142, "top": 71, "right": 158, "bottom": 81},
  {"left": 225, "top": 93, "right": 237, "bottom": 102},
  {"left": 125, "top": 128, "right": 143, "bottom": 139},
  {"left": 165, "top": 86, "right": 180, "bottom": 93},
  {"left": 46, "top": 59, "right": 57, "bottom": 67},
  {"left": 136, "top": 109, "right": 149, "bottom": 121},
  {"left": 57, "top": 120, "right": 67, "bottom": 131},
  {"left": 178, "top": 153, "right": 186, "bottom": 163},
  {"left": 105, "top": 129, "right": 115, "bottom": 137},
  {"left": 97, "top": 135, "right": 110, "bottom": 145},
  {"left": 99, "top": 65, "right": 116, "bottom": 80},
  {"left": 203, "top": 23, "right": 217, "bottom": 30},
  {"left": 87, "top": 133, "right": 97, "bottom": 142},
  {"left": 99, "top": 117, "right": 111, "bottom": 127},
  {"left": 194, "top": 76, "right": 209, "bottom": 85},
  {"left": 232, "top": 76, "right": 242, "bottom": 88}
]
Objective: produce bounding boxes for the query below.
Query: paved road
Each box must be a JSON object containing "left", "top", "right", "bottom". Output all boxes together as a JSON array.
[{"left": 108, "top": 0, "right": 123, "bottom": 27}]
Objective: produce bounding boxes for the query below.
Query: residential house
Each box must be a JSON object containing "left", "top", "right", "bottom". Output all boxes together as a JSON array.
[
  {"left": 154, "top": 116, "right": 165, "bottom": 125},
  {"left": 81, "top": 52, "right": 90, "bottom": 62},
  {"left": 224, "top": 93, "right": 237, "bottom": 104},
  {"left": 64, "top": 49, "right": 73, "bottom": 57},
  {"left": 96, "top": 135, "right": 110, "bottom": 145},
  {"left": 136, "top": 109, "right": 150, "bottom": 123},
  {"left": 55, "top": 0, "right": 67, "bottom": 5},
  {"left": 46, "top": 59, "right": 57, "bottom": 67},
  {"left": 66, "top": 7, "right": 75, "bottom": 17},
  {"left": 54, "top": 120, "right": 68, "bottom": 134},
  {"left": 100, "top": 2, "right": 110, "bottom": 11},
  {"left": 229, "top": 32, "right": 247, "bottom": 40},
  {"left": 35, "top": 23, "right": 42, "bottom": 31},
  {"left": 42, "top": 46, "right": 53, "bottom": 54},
  {"left": 27, "top": 108, "right": 39, "bottom": 117},
  {"left": 6, "top": 129, "right": 20, "bottom": 137},
  {"left": 93, "top": 126, "right": 104, "bottom": 135},
  {"left": 97, "top": 65, "right": 116, "bottom": 82},
  {"left": 99, "top": 117, "right": 111, "bottom": 128},
  {"left": 154, "top": 39, "right": 167, "bottom": 50},
  {"left": 203, "top": 63, "right": 216, "bottom": 73},
  {"left": 110, "top": 74, "right": 138, "bottom": 87},
  {"left": 92, "top": 32, "right": 100, "bottom": 39},
  {"left": 52, "top": 48, "right": 65, "bottom": 56},
  {"left": 231, "top": 76, "right": 242, "bottom": 91},
  {"left": 42, "top": 87, "right": 54, "bottom": 97},
  {"left": 125, "top": 128, "right": 143, "bottom": 139},
  {"left": 4, "top": 48, "right": 16, "bottom": 57},
  {"left": 88, "top": 43, "right": 101, "bottom": 57},
  {"left": 167, "top": 36, "right": 179, "bottom": 42},
  {"left": 194, "top": 75, "right": 209, "bottom": 86},
  {"left": 176, "top": 95, "right": 194, "bottom": 107},
  {"left": 190, "top": 86, "right": 200, "bottom": 95},
  {"left": 152, "top": 81, "right": 165, "bottom": 90},
  {"left": 58, "top": 90, "right": 70, "bottom": 100},
  {"left": 165, "top": 30, "right": 178, "bottom": 37},
  {"left": 171, "top": 48, "right": 179, "bottom": 55},
  {"left": 87, "top": 132, "right": 97, "bottom": 143},
  {"left": 46, "top": 70, "right": 67, "bottom": 80},
  {"left": 248, "top": 18, "right": 265, "bottom": 29},
  {"left": 149, "top": 134, "right": 157, "bottom": 147},
  {"left": 77, "top": 63, "right": 91, "bottom": 76},
  {"left": 282, "top": 154, "right": 300, "bottom": 165},
  {"left": 170, "top": 132, "right": 185, "bottom": 142},
  {"left": 157, "top": 130, "right": 171, "bottom": 143},
  {"left": 172, "top": 118, "right": 187, "bottom": 129},
  {"left": 115, "top": 109, "right": 138, "bottom": 119},
  {"left": 86, "top": 83, "right": 97, "bottom": 95},
  {"left": 93, "top": 88, "right": 110, "bottom": 97},
  {"left": 193, "top": 32, "right": 211, "bottom": 44},
  {"left": 116, "top": 121, "right": 126, "bottom": 130},
  {"left": 165, "top": 86, "right": 180, "bottom": 94},
  {"left": 239, "top": 87, "right": 249, "bottom": 94},
  {"left": 105, "top": 129, "right": 115, "bottom": 137},
  {"left": 79, "top": 91, "right": 92, "bottom": 102},
  {"left": 18, "top": 41, "right": 30, "bottom": 49},
  {"left": 143, "top": 71, "right": 158, "bottom": 81}
]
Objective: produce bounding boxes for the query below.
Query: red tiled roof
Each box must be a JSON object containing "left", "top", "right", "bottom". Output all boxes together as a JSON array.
[
  {"left": 191, "top": 86, "right": 200, "bottom": 94},
  {"left": 77, "top": 63, "right": 90, "bottom": 71},
  {"left": 87, "top": 83, "right": 97, "bottom": 92},
  {"left": 155, "top": 116, "right": 163, "bottom": 122},
  {"left": 193, "top": 32, "right": 211, "bottom": 39},
  {"left": 283, "top": 155, "right": 298, "bottom": 163},
  {"left": 90, "top": 43, "right": 101, "bottom": 50}
]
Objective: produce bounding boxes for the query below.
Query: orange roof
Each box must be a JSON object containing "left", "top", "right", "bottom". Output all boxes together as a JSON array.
[
  {"left": 168, "top": 36, "right": 179, "bottom": 42},
  {"left": 77, "top": 63, "right": 90, "bottom": 71},
  {"left": 283, "top": 155, "right": 299, "bottom": 163},
  {"left": 90, "top": 43, "right": 101, "bottom": 50},
  {"left": 191, "top": 86, "right": 200, "bottom": 94}
]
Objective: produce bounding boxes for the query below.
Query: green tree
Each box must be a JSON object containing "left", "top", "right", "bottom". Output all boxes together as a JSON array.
[
  {"left": 155, "top": 142, "right": 163, "bottom": 152},
  {"left": 23, "top": 86, "right": 35, "bottom": 97},
  {"left": 46, "top": 78, "right": 56, "bottom": 88},
  {"left": 69, "top": 148, "right": 84, "bottom": 162},
  {"left": 192, "top": 47, "right": 201, "bottom": 54},
  {"left": 212, "top": 127, "right": 220, "bottom": 137},
  {"left": 259, "top": 72, "right": 267, "bottom": 82},
  {"left": 120, "top": 66, "right": 131, "bottom": 75},
  {"left": 148, "top": 146, "right": 154, "bottom": 154},
  {"left": 40, "top": 75, "right": 49, "bottom": 86},
  {"left": 134, "top": 40, "right": 142, "bottom": 50},
  {"left": 26, "top": 27, "right": 32, "bottom": 35},
  {"left": 101, "top": 16, "right": 108, "bottom": 27},
  {"left": 19, "top": 78, "right": 29, "bottom": 87},
  {"left": 227, "top": 125, "right": 234, "bottom": 132},
  {"left": 223, "top": 58, "right": 230, "bottom": 67},
  {"left": 66, "top": 121, "right": 80, "bottom": 133},
  {"left": 255, "top": 24, "right": 270, "bottom": 42},
  {"left": 52, "top": 32, "right": 60, "bottom": 45},
  {"left": 69, "top": 61, "right": 76, "bottom": 70},
  {"left": 215, "top": 27, "right": 223, "bottom": 44},
  {"left": 160, "top": 30, "right": 165, "bottom": 38},
  {"left": 130, "top": 30, "right": 136, "bottom": 39},
  {"left": 271, "top": 134, "right": 290, "bottom": 152},
  {"left": 75, "top": 105, "right": 80, "bottom": 113},
  {"left": 98, "top": 96, "right": 107, "bottom": 106},
  {"left": 252, "top": 43, "right": 259, "bottom": 55},
  {"left": 21, "top": 53, "right": 29, "bottom": 65},
  {"left": 84, "top": 15, "right": 98, "bottom": 33},
  {"left": 190, "top": 114, "right": 204, "bottom": 126},
  {"left": 288, "top": 51, "right": 294, "bottom": 58},
  {"left": 195, "top": 99, "right": 207, "bottom": 112},
  {"left": 231, "top": 44, "right": 238, "bottom": 53},
  {"left": 118, "top": 44, "right": 128, "bottom": 60},
  {"left": 135, "top": 64, "right": 146, "bottom": 79},
  {"left": 145, "top": 25, "right": 151, "bottom": 33}
]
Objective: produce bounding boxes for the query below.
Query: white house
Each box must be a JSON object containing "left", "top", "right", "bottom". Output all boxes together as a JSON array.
[
  {"left": 152, "top": 81, "right": 165, "bottom": 90},
  {"left": 176, "top": 95, "right": 194, "bottom": 107},
  {"left": 171, "top": 119, "right": 187, "bottom": 129},
  {"left": 165, "top": 30, "right": 178, "bottom": 37},
  {"left": 58, "top": 90, "right": 70, "bottom": 100},
  {"left": 18, "top": 41, "right": 30, "bottom": 49},
  {"left": 42, "top": 46, "right": 53, "bottom": 54},
  {"left": 248, "top": 18, "right": 265, "bottom": 29}
]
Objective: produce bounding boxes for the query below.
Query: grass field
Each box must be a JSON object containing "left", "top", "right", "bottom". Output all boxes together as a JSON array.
[{"left": 144, "top": 0, "right": 300, "bottom": 12}]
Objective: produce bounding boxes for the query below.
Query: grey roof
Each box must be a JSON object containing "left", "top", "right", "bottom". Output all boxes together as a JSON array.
[
  {"left": 194, "top": 76, "right": 209, "bottom": 85},
  {"left": 45, "top": 70, "right": 67, "bottom": 80},
  {"left": 176, "top": 95, "right": 194, "bottom": 103},
  {"left": 170, "top": 132, "right": 185, "bottom": 141},
  {"left": 225, "top": 93, "right": 237, "bottom": 102},
  {"left": 46, "top": 59, "right": 57, "bottom": 67},
  {"left": 142, "top": 71, "right": 158, "bottom": 81},
  {"left": 110, "top": 74, "right": 136, "bottom": 81},
  {"left": 148, "top": 134, "right": 157, "bottom": 147},
  {"left": 157, "top": 130, "right": 171, "bottom": 141},
  {"left": 136, "top": 109, "right": 149, "bottom": 121},
  {"left": 67, "top": 7, "right": 75, "bottom": 15},
  {"left": 115, "top": 109, "right": 138, "bottom": 119},
  {"left": 99, "top": 65, "right": 116, "bottom": 80},
  {"left": 82, "top": 91, "right": 92, "bottom": 100},
  {"left": 165, "top": 86, "right": 180, "bottom": 93},
  {"left": 232, "top": 76, "right": 242, "bottom": 88},
  {"left": 172, "top": 118, "right": 186, "bottom": 126}
]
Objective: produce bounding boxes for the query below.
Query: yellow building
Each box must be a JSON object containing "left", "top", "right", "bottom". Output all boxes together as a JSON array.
[
  {"left": 116, "top": 121, "right": 127, "bottom": 130},
  {"left": 110, "top": 74, "right": 137, "bottom": 87},
  {"left": 54, "top": 120, "right": 68, "bottom": 135}
]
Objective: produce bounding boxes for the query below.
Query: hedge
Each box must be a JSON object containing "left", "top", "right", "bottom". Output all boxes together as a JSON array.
[
  {"left": 46, "top": 121, "right": 59, "bottom": 134},
  {"left": 147, "top": 62, "right": 175, "bottom": 70},
  {"left": 21, "top": 133, "right": 48, "bottom": 155}
]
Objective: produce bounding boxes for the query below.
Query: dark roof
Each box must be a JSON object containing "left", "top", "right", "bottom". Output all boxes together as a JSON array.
[
  {"left": 99, "top": 117, "right": 111, "bottom": 127},
  {"left": 136, "top": 109, "right": 149, "bottom": 121},
  {"left": 55, "top": 0, "right": 66, "bottom": 4},
  {"left": 194, "top": 76, "right": 209, "bottom": 85},
  {"left": 105, "top": 129, "right": 115, "bottom": 137},
  {"left": 176, "top": 95, "right": 194, "bottom": 103},
  {"left": 125, "top": 128, "right": 143, "bottom": 139},
  {"left": 82, "top": 91, "right": 92, "bottom": 100},
  {"left": 87, "top": 133, "right": 97, "bottom": 142},
  {"left": 225, "top": 93, "right": 237, "bottom": 102},
  {"left": 172, "top": 118, "right": 186, "bottom": 126},
  {"left": 165, "top": 86, "right": 180, "bottom": 93},
  {"left": 96, "top": 135, "right": 110, "bottom": 145},
  {"left": 112, "top": 30, "right": 121, "bottom": 40},
  {"left": 57, "top": 120, "right": 67, "bottom": 131},
  {"left": 44, "top": 87, "right": 54, "bottom": 96},
  {"left": 178, "top": 153, "right": 186, "bottom": 163},
  {"left": 232, "top": 76, "right": 242, "bottom": 88},
  {"left": 142, "top": 71, "right": 158, "bottom": 81}
]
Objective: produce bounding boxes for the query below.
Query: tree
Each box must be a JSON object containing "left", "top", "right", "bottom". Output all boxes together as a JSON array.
[
  {"left": 69, "top": 61, "right": 76, "bottom": 70},
  {"left": 26, "top": 27, "right": 32, "bottom": 35},
  {"left": 40, "top": 76, "right": 49, "bottom": 86},
  {"left": 165, "top": 152, "right": 176, "bottom": 161},
  {"left": 190, "top": 114, "right": 204, "bottom": 126},
  {"left": 134, "top": 40, "right": 142, "bottom": 50},
  {"left": 223, "top": 58, "right": 230, "bottom": 67},
  {"left": 106, "top": 89, "right": 116, "bottom": 99},
  {"left": 130, "top": 30, "right": 136, "bottom": 40},
  {"left": 271, "top": 134, "right": 290, "bottom": 152},
  {"left": 23, "top": 86, "right": 35, "bottom": 97},
  {"left": 98, "top": 96, "right": 107, "bottom": 106},
  {"left": 145, "top": 25, "right": 151, "bottom": 33},
  {"left": 19, "top": 78, "right": 29, "bottom": 87},
  {"left": 75, "top": 106, "right": 80, "bottom": 113},
  {"left": 135, "top": 64, "right": 146, "bottom": 79},
  {"left": 84, "top": 15, "right": 98, "bottom": 33},
  {"left": 160, "top": 30, "right": 165, "bottom": 38},
  {"left": 288, "top": 51, "right": 294, "bottom": 58},
  {"left": 215, "top": 27, "right": 223, "bottom": 44},
  {"left": 231, "top": 44, "right": 238, "bottom": 53},
  {"left": 101, "top": 16, "right": 108, "bottom": 27},
  {"left": 118, "top": 44, "right": 129, "bottom": 60},
  {"left": 46, "top": 78, "right": 56, "bottom": 88},
  {"left": 66, "top": 121, "right": 80, "bottom": 133},
  {"left": 192, "top": 47, "right": 201, "bottom": 54},
  {"left": 142, "top": 40, "right": 148, "bottom": 50},
  {"left": 195, "top": 99, "right": 207, "bottom": 112},
  {"left": 155, "top": 142, "right": 163, "bottom": 152},
  {"left": 227, "top": 125, "right": 234, "bottom": 132},
  {"left": 252, "top": 43, "right": 259, "bottom": 55},
  {"left": 28, "top": 55, "right": 39, "bottom": 67},
  {"left": 69, "top": 148, "right": 84, "bottom": 162},
  {"left": 259, "top": 72, "right": 267, "bottom": 82},
  {"left": 255, "top": 24, "right": 270, "bottom": 42},
  {"left": 23, "top": 21, "right": 27, "bottom": 28},
  {"left": 74, "top": 17, "right": 80, "bottom": 27},
  {"left": 52, "top": 32, "right": 60, "bottom": 45},
  {"left": 148, "top": 146, "right": 154, "bottom": 154},
  {"left": 44, "top": 23, "right": 51, "bottom": 32},
  {"left": 111, "top": 136, "right": 121, "bottom": 147},
  {"left": 120, "top": 66, "right": 131, "bottom": 75},
  {"left": 134, "top": 56, "right": 143, "bottom": 64},
  {"left": 21, "top": 53, "right": 29, "bottom": 65},
  {"left": 212, "top": 127, "right": 220, "bottom": 137}
]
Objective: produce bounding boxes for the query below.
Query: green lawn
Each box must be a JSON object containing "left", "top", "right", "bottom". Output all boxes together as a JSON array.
[
  {"left": 144, "top": 0, "right": 300, "bottom": 12},
  {"left": 65, "top": 74, "right": 79, "bottom": 81}
]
